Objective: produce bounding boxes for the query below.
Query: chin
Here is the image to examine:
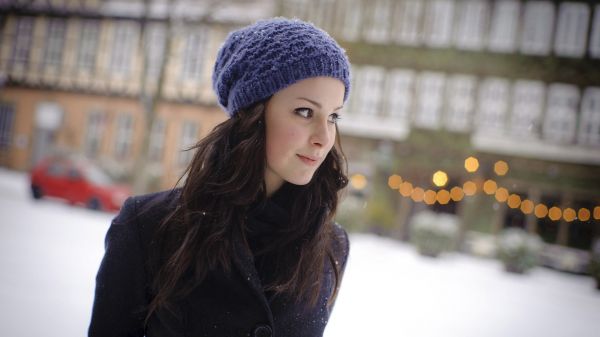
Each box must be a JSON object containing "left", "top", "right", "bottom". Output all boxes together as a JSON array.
[{"left": 286, "top": 174, "right": 315, "bottom": 186}]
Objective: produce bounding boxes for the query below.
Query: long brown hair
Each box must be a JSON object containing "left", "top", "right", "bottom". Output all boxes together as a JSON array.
[{"left": 145, "top": 101, "right": 348, "bottom": 320}]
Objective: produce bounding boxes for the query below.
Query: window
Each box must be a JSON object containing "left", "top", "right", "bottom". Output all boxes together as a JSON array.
[
  {"left": 338, "top": 0, "right": 362, "bottom": 42},
  {"left": 11, "top": 16, "right": 34, "bottom": 67},
  {"left": 567, "top": 200, "right": 595, "bottom": 250},
  {"left": 43, "top": 18, "right": 66, "bottom": 67},
  {"left": 543, "top": 84, "right": 579, "bottom": 144},
  {"left": 422, "top": 0, "right": 455, "bottom": 48},
  {"left": 77, "top": 19, "right": 100, "bottom": 71},
  {"left": 355, "top": 66, "right": 385, "bottom": 118},
  {"left": 453, "top": 0, "right": 488, "bottom": 51},
  {"left": 488, "top": 0, "right": 520, "bottom": 53},
  {"left": 578, "top": 87, "right": 600, "bottom": 146},
  {"left": 537, "top": 195, "right": 561, "bottom": 244},
  {"left": 520, "top": 1, "right": 555, "bottom": 56},
  {"left": 148, "top": 118, "right": 166, "bottom": 162},
  {"left": 281, "top": 0, "right": 310, "bottom": 20},
  {"left": 110, "top": 21, "right": 138, "bottom": 74},
  {"left": 503, "top": 192, "right": 528, "bottom": 229},
  {"left": 554, "top": 2, "right": 590, "bottom": 58},
  {"left": 346, "top": 64, "right": 360, "bottom": 115},
  {"left": 47, "top": 162, "right": 67, "bottom": 177},
  {"left": 181, "top": 28, "right": 207, "bottom": 81},
  {"left": 84, "top": 110, "right": 106, "bottom": 158},
  {"left": 364, "top": 0, "right": 392, "bottom": 44},
  {"left": 144, "top": 23, "right": 166, "bottom": 80},
  {"left": 178, "top": 121, "right": 198, "bottom": 166},
  {"left": 415, "top": 72, "right": 445, "bottom": 129},
  {"left": 309, "top": 0, "right": 336, "bottom": 34},
  {"left": 114, "top": 113, "right": 134, "bottom": 160},
  {"left": 509, "top": 80, "right": 545, "bottom": 139},
  {"left": 590, "top": 4, "right": 600, "bottom": 58},
  {"left": 383, "top": 69, "right": 414, "bottom": 123},
  {"left": 391, "top": 0, "right": 423, "bottom": 46},
  {"left": 476, "top": 78, "right": 510, "bottom": 134},
  {"left": 0, "top": 103, "right": 15, "bottom": 150},
  {"left": 445, "top": 74, "right": 476, "bottom": 133}
]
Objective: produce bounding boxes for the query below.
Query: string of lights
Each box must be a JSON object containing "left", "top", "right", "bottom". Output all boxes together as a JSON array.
[{"left": 349, "top": 156, "right": 600, "bottom": 223}]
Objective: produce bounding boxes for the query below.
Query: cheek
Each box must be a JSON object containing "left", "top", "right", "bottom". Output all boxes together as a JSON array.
[
  {"left": 266, "top": 128, "right": 297, "bottom": 163},
  {"left": 328, "top": 128, "right": 337, "bottom": 150}
]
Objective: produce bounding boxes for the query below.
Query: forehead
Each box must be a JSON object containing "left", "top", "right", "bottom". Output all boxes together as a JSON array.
[{"left": 271, "top": 77, "right": 345, "bottom": 107}]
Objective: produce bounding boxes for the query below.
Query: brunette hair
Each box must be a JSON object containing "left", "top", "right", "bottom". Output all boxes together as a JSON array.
[{"left": 145, "top": 101, "right": 348, "bottom": 321}]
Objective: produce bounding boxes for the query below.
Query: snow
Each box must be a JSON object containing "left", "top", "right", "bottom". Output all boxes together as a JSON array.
[
  {"left": 0, "top": 168, "right": 598, "bottom": 337},
  {"left": 0, "top": 169, "right": 112, "bottom": 336},
  {"left": 326, "top": 235, "right": 600, "bottom": 337}
]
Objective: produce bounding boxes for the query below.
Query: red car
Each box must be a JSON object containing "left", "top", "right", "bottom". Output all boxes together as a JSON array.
[{"left": 29, "top": 155, "right": 131, "bottom": 212}]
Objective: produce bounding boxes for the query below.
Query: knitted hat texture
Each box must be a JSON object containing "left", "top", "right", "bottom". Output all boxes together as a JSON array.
[{"left": 212, "top": 17, "right": 351, "bottom": 117}]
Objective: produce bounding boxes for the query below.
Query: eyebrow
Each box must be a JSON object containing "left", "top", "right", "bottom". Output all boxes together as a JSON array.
[{"left": 297, "top": 97, "right": 343, "bottom": 111}]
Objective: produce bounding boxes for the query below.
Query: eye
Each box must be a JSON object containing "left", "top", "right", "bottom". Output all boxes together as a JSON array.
[
  {"left": 328, "top": 112, "right": 342, "bottom": 124},
  {"left": 295, "top": 107, "right": 313, "bottom": 119}
]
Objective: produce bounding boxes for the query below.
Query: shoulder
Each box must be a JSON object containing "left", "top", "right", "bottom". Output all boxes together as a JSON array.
[
  {"left": 108, "top": 188, "right": 181, "bottom": 251},
  {"left": 330, "top": 222, "right": 350, "bottom": 268},
  {"left": 116, "top": 188, "right": 180, "bottom": 224},
  {"left": 113, "top": 188, "right": 180, "bottom": 232}
]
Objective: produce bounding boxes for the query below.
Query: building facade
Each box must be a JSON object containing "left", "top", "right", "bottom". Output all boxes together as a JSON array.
[
  {"left": 280, "top": 0, "right": 600, "bottom": 258},
  {"left": 0, "top": 0, "right": 273, "bottom": 189}
]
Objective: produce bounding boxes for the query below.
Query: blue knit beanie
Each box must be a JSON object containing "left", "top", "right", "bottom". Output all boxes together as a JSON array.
[{"left": 212, "top": 17, "right": 351, "bottom": 117}]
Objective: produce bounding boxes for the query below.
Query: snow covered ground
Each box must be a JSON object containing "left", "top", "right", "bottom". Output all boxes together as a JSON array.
[{"left": 0, "top": 168, "right": 598, "bottom": 337}]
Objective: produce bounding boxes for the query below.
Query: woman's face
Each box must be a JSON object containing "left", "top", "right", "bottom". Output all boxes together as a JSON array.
[{"left": 264, "top": 76, "right": 345, "bottom": 196}]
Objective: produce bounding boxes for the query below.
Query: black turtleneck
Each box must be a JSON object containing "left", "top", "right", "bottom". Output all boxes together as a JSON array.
[{"left": 244, "top": 184, "right": 294, "bottom": 294}]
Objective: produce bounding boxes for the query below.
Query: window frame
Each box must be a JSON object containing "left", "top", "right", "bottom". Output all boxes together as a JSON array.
[
  {"left": 114, "top": 113, "right": 134, "bottom": 160},
  {"left": 77, "top": 19, "right": 101, "bottom": 72},
  {"left": 177, "top": 121, "right": 198, "bottom": 166}
]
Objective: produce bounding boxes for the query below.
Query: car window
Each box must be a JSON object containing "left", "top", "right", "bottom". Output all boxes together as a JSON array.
[
  {"left": 68, "top": 168, "right": 81, "bottom": 179},
  {"left": 46, "top": 162, "right": 67, "bottom": 176},
  {"left": 84, "top": 165, "right": 112, "bottom": 186}
]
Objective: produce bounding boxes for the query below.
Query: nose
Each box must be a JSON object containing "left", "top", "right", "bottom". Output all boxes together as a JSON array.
[{"left": 311, "top": 118, "right": 334, "bottom": 148}]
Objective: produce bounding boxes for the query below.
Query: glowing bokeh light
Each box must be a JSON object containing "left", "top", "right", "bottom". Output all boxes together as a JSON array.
[
  {"left": 450, "top": 187, "right": 464, "bottom": 202},
  {"left": 495, "top": 187, "right": 509, "bottom": 202},
  {"left": 436, "top": 189, "right": 451, "bottom": 204},
  {"left": 411, "top": 187, "right": 425, "bottom": 202},
  {"left": 507, "top": 194, "right": 521, "bottom": 208},
  {"left": 399, "top": 182, "right": 413, "bottom": 197},
  {"left": 494, "top": 160, "right": 509, "bottom": 176},
  {"left": 423, "top": 190, "right": 437, "bottom": 205},
  {"left": 463, "top": 181, "right": 477, "bottom": 196},
  {"left": 520, "top": 200, "right": 534, "bottom": 214},
  {"left": 578, "top": 208, "right": 591, "bottom": 222},
  {"left": 563, "top": 208, "right": 576, "bottom": 222},
  {"left": 548, "top": 207, "right": 562, "bottom": 221},
  {"left": 464, "top": 156, "right": 479, "bottom": 173},
  {"left": 534, "top": 204, "right": 549, "bottom": 218},
  {"left": 350, "top": 174, "right": 367, "bottom": 190},
  {"left": 432, "top": 171, "right": 448, "bottom": 187},
  {"left": 483, "top": 180, "right": 498, "bottom": 195},
  {"left": 388, "top": 175, "right": 402, "bottom": 189}
]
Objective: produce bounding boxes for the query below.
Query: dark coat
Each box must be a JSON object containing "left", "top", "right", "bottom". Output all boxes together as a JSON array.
[{"left": 88, "top": 189, "right": 350, "bottom": 337}]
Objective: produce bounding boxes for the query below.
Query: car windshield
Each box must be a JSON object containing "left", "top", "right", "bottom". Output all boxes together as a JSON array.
[{"left": 84, "top": 165, "right": 113, "bottom": 186}]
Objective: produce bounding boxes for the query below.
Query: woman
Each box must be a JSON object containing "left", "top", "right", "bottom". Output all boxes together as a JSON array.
[{"left": 89, "top": 17, "right": 351, "bottom": 337}]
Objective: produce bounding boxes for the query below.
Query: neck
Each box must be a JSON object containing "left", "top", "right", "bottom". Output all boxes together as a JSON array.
[{"left": 264, "top": 170, "right": 284, "bottom": 198}]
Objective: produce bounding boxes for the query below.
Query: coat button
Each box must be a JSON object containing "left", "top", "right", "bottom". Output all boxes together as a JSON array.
[{"left": 252, "top": 324, "right": 273, "bottom": 337}]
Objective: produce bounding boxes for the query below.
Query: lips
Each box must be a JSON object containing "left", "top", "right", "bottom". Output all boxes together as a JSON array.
[{"left": 297, "top": 154, "right": 319, "bottom": 166}]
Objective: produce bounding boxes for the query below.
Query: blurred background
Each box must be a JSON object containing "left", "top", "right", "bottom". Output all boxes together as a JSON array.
[{"left": 0, "top": 0, "right": 599, "bottom": 336}]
